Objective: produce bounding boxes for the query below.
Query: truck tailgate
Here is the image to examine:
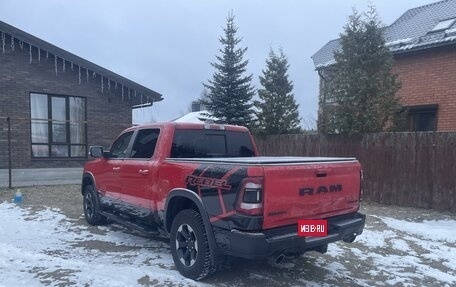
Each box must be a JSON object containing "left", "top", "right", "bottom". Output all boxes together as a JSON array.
[{"left": 262, "top": 161, "right": 361, "bottom": 230}]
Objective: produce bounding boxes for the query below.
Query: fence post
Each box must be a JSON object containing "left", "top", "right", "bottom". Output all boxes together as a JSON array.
[
  {"left": 430, "top": 131, "right": 436, "bottom": 209},
  {"left": 7, "top": 117, "right": 12, "bottom": 189}
]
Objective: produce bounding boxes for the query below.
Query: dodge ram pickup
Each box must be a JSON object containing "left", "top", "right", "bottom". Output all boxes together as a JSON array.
[{"left": 82, "top": 122, "right": 365, "bottom": 280}]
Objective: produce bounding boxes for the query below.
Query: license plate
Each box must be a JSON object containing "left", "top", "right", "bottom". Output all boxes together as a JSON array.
[{"left": 298, "top": 219, "right": 328, "bottom": 237}]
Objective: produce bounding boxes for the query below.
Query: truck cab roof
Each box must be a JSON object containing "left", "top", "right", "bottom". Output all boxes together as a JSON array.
[{"left": 127, "top": 122, "right": 249, "bottom": 133}]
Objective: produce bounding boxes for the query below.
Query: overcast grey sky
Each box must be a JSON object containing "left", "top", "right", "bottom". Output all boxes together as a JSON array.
[{"left": 0, "top": 0, "right": 436, "bottom": 127}]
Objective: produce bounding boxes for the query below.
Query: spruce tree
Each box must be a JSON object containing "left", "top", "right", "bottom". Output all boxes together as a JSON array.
[
  {"left": 202, "top": 12, "right": 255, "bottom": 127},
  {"left": 320, "top": 7, "right": 402, "bottom": 135},
  {"left": 256, "top": 49, "right": 301, "bottom": 134}
]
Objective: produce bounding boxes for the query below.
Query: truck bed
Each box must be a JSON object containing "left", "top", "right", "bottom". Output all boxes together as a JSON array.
[{"left": 166, "top": 156, "right": 361, "bottom": 230}]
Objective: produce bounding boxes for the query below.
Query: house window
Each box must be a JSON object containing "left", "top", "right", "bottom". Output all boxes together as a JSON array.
[
  {"left": 30, "top": 93, "right": 86, "bottom": 158},
  {"left": 407, "top": 105, "right": 438, "bottom": 132},
  {"left": 430, "top": 18, "right": 456, "bottom": 32}
]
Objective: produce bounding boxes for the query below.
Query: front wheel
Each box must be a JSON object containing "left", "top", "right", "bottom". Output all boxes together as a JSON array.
[
  {"left": 170, "top": 209, "right": 215, "bottom": 280},
  {"left": 83, "top": 184, "right": 107, "bottom": 225}
]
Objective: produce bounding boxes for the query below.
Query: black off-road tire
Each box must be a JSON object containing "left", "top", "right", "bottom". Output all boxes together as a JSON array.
[
  {"left": 170, "top": 209, "right": 215, "bottom": 280},
  {"left": 83, "top": 184, "right": 107, "bottom": 225}
]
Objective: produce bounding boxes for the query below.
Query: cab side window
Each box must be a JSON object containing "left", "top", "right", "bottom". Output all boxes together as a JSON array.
[
  {"left": 110, "top": 131, "right": 134, "bottom": 158},
  {"left": 130, "top": 129, "right": 160, "bottom": 159}
]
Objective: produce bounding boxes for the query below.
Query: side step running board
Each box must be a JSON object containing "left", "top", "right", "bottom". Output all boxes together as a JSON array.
[{"left": 100, "top": 211, "right": 160, "bottom": 237}]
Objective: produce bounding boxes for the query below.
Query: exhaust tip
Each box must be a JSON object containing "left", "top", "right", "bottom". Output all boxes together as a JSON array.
[
  {"left": 315, "top": 244, "right": 328, "bottom": 254},
  {"left": 275, "top": 254, "right": 285, "bottom": 264},
  {"left": 343, "top": 233, "right": 357, "bottom": 243},
  {"left": 268, "top": 253, "right": 286, "bottom": 265}
]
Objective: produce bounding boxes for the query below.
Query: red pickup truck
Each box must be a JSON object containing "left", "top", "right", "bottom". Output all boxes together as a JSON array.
[{"left": 82, "top": 122, "right": 365, "bottom": 280}]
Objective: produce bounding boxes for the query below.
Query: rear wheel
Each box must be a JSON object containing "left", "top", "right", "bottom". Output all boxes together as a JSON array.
[
  {"left": 170, "top": 209, "right": 215, "bottom": 280},
  {"left": 83, "top": 184, "right": 107, "bottom": 225}
]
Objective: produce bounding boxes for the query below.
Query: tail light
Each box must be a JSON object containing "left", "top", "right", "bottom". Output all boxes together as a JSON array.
[
  {"left": 236, "top": 177, "right": 263, "bottom": 216},
  {"left": 359, "top": 169, "right": 364, "bottom": 202}
]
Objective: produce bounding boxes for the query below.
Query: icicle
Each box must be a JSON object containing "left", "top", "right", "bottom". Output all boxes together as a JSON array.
[
  {"left": 78, "top": 66, "right": 81, "bottom": 84},
  {"left": 46, "top": 51, "right": 49, "bottom": 59},
  {"left": 19, "top": 40, "right": 23, "bottom": 50},
  {"left": 134, "top": 90, "right": 137, "bottom": 98},
  {"left": 121, "top": 85, "right": 124, "bottom": 101},
  {"left": 128, "top": 88, "right": 131, "bottom": 100},
  {"left": 54, "top": 55, "right": 58, "bottom": 75},
  {"left": 63, "top": 58, "right": 65, "bottom": 72},
  {"left": 92, "top": 72, "right": 96, "bottom": 78},
  {"left": 115, "top": 82, "right": 118, "bottom": 89},
  {"left": 101, "top": 76, "right": 104, "bottom": 94},
  {"left": 70, "top": 62, "right": 74, "bottom": 71},
  {"left": 140, "top": 93, "right": 143, "bottom": 104},
  {"left": 10, "top": 37, "right": 14, "bottom": 51},
  {"left": 86, "top": 68, "right": 89, "bottom": 82},
  {"left": 2, "top": 32, "right": 5, "bottom": 54},
  {"left": 29, "top": 45, "right": 32, "bottom": 64},
  {"left": 38, "top": 48, "right": 41, "bottom": 63},
  {"left": 107, "top": 78, "right": 111, "bottom": 91}
]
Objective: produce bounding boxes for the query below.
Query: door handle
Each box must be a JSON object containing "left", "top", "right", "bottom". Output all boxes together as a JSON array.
[
  {"left": 112, "top": 166, "right": 121, "bottom": 172},
  {"left": 139, "top": 169, "right": 150, "bottom": 175},
  {"left": 315, "top": 169, "right": 329, "bottom": 177}
]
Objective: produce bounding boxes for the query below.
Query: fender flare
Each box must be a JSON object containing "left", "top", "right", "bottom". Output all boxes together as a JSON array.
[
  {"left": 81, "top": 172, "right": 97, "bottom": 194},
  {"left": 164, "top": 188, "right": 218, "bottom": 264}
]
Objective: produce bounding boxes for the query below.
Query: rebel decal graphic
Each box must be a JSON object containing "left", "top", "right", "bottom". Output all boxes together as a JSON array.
[
  {"left": 185, "top": 175, "right": 232, "bottom": 190},
  {"left": 186, "top": 164, "right": 248, "bottom": 226}
]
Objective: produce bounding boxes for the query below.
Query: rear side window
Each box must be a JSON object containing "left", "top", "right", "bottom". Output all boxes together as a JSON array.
[
  {"left": 130, "top": 129, "right": 160, "bottom": 159},
  {"left": 171, "top": 129, "right": 255, "bottom": 158}
]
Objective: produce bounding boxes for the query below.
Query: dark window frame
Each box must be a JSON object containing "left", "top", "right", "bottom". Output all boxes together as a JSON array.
[
  {"left": 30, "top": 92, "right": 87, "bottom": 159},
  {"left": 407, "top": 104, "right": 438, "bottom": 132}
]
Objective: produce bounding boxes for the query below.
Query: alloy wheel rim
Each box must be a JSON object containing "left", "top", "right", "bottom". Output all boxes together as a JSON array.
[
  {"left": 85, "top": 193, "right": 94, "bottom": 219},
  {"left": 175, "top": 224, "right": 198, "bottom": 267}
]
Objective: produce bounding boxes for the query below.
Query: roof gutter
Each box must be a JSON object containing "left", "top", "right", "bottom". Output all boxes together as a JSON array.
[
  {"left": 390, "top": 39, "right": 456, "bottom": 55},
  {"left": 0, "top": 20, "right": 163, "bottom": 104}
]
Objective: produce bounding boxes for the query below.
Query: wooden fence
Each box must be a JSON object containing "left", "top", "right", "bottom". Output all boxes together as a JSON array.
[{"left": 254, "top": 132, "right": 456, "bottom": 212}]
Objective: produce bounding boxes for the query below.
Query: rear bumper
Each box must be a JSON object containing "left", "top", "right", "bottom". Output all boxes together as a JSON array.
[{"left": 215, "top": 212, "right": 365, "bottom": 259}]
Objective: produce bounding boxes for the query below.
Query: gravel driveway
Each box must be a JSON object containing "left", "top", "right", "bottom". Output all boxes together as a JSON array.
[{"left": 0, "top": 185, "right": 455, "bottom": 287}]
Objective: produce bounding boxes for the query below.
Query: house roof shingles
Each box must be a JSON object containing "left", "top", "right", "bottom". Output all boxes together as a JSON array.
[
  {"left": 312, "top": 0, "right": 456, "bottom": 69},
  {"left": 0, "top": 20, "right": 163, "bottom": 103}
]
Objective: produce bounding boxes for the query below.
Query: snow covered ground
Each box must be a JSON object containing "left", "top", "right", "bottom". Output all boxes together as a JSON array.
[
  {"left": 0, "top": 202, "right": 198, "bottom": 287},
  {"left": 0, "top": 200, "right": 455, "bottom": 287}
]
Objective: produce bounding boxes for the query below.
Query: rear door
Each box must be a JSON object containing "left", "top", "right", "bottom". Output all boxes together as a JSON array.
[{"left": 262, "top": 160, "right": 361, "bottom": 229}]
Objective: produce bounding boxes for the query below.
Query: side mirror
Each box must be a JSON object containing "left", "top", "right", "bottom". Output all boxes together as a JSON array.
[
  {"left": 89, "top": 146, "right": 104, "bottom": 158},
  {"left": 103, "top": 151, "right": 112, "bottom": 158}
]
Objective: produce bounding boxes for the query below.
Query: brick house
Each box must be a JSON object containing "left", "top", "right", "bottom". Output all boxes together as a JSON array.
[
  {"left": 312, "top": 0, "right": 456, "bottom": 132},
  {"left": 0, "top": 20, "right": 162, "bottom": 169}
]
